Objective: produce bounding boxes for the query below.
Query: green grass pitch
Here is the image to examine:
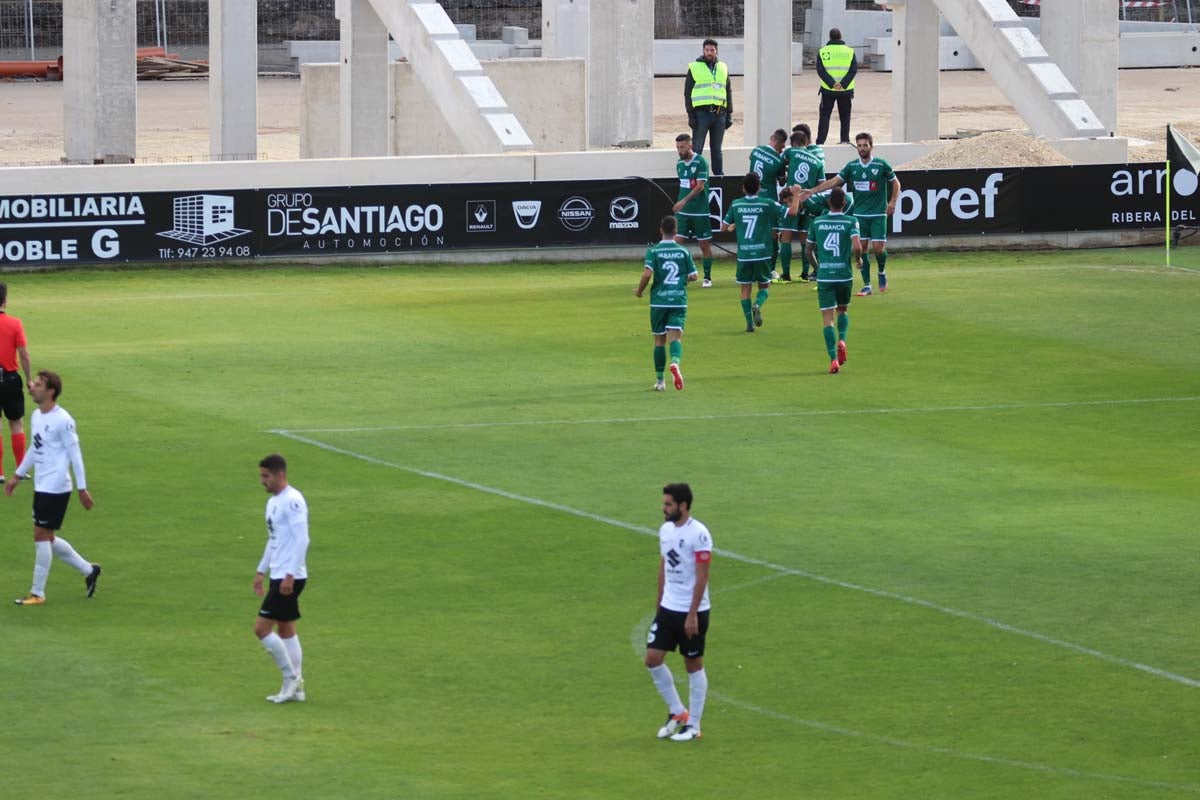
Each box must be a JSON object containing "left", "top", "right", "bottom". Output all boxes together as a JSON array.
[{"left": 0, "top": 247, "right": 1197, "bottom": 799}]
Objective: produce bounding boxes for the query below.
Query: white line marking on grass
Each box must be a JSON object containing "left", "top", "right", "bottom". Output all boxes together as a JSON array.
[
  {"left": 280, "top": 395, "right": 1200, "bottom": 434},
  {"left": 271, "top": 429, "right": 1200, "bottom": 690},
  {"left": 623, "top": 609, "right": 1200, "bottom": 793}
]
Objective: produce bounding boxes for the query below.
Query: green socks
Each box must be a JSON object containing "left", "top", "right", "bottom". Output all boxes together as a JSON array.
[
  {"left": 877, "top": 250, "right": 888, "bottom": 288},
  {"left": 653, "top": 345, "right": 666, "bottom": 379},
  {"left": 837, "top": 312, "right": 849, "bottom": 341},
  {"left": 799, "top": 246, "right": 811, "bottom": 277},
  {"left": 755, "top": 288, "right": 769, "bottom": 307},
  {"left": 823, "top": 326, "right": 837, "bottom": 360},
  {"left": 740, "top": 298, "right": 753, "bottom": 326},
  {"left": 703, "top": 258, "right": 713, "bottom": 280},
  {"left": 770, "top": 238, "right": 780, "bottom": 273},
  {"left": 780, "top": 242, "right": 792, "bottom": 278},
  {"left": 668, "top": 340, "right": 682, "bottom": 364}
]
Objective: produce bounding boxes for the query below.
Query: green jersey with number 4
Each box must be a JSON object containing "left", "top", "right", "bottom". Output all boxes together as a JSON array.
[
  {"left": 676, "top": 154, "right": 710, "bottom": 216},
  {"left": 807, "top": 213, "right": 860, "bottom": 282},
  {"left": 784, "top": 146, "right": 825, "bottom": 190},
  {"left": 838, "top": 157, "right": 896, "bottom": 216},
  {"left": 724, "top": 197, "right": 785, "bottom": 260},
  {"left": 749, "top": 145, "right": 786, "bottom": 199},
  {"left": 644, "top": 241, "right": 698, "bottom": 306}
]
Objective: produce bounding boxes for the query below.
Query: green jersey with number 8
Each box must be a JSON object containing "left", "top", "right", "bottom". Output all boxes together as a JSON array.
[
  {"left": 644, "top": 241, "right": 698, "bottom": 306},
  {"left": 784, "top": 146, "right": 826, "bottom": 190},
  {"left": 807, "top": 213, "right": 860, "bottom": 282}
]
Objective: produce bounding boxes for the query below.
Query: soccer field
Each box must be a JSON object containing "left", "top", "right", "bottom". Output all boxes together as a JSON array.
[{"left": 1, "top": 248, "right": 1198, "bottom": 799}]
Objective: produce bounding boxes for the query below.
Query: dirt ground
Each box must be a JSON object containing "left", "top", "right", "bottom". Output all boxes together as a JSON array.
[{"left": 0, "top": 67, "right": 1197, "bottom": 165}]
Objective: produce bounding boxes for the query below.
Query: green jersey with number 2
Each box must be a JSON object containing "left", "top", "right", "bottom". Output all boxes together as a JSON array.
[{"left": 644, "top": 241, "right": 698, "bottom": 306}]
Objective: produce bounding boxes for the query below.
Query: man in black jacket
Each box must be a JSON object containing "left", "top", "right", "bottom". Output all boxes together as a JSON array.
[
  {"left": 684, "top": 39, "right": 734, "bottom": 176},
  {"left": 815, "top": 28, "right": 858, "bottom": 146}
]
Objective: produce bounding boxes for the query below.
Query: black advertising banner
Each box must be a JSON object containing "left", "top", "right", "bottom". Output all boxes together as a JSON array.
[
  {"left": 0, "top": 189, "right": 257, "bottom": 267},
  {"left": 1168, "top": 125, "right": 1200, "bottom": 228},
  {"left": 257, "top": 179, "right": 654, "bottom": 257},
  {"left": 1, "top": 165, "right": 1197, "bottom": 267}
]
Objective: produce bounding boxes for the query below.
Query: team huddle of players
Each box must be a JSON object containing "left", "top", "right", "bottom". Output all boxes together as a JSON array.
[{"left": 641, "top": 124, "right": 901, "bottom": 383}]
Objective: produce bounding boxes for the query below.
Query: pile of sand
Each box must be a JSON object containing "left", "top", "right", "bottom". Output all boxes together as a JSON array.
[{"left": 897, "top": 131, "right": 1073, "bottom": 170}]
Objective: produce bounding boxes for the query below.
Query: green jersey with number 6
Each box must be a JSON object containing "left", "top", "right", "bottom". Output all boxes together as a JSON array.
[
  {"left": 676, "top": 154, "right": 711, "bottom": 216},
  {"left": 784, "top": 146, "right": 825, "bottom": 190},
  {"left": 807, "top": 213, "right": 860, "bottom": 282},
  {"left": 749, "top": 145, "right": 786, "bottom": 199},
  {"left": 724, "top": 197, "right": 784, "bottom": 261},
  {"left": 838, "top": 157, "right": 895, "bottom": 216},
  {"left": 644, "top": 241, "right": 698, "bottom": 306}
]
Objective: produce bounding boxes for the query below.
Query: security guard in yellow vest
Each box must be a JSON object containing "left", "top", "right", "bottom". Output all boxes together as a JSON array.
[
  {"left": 684, "top": 38, "right": 734, "bottom": 176},
  {"left": 815, "top": 28, "right": 858, "bottom": 146}
]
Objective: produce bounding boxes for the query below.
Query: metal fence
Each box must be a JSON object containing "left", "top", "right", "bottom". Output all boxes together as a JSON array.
[{"left": 1, "top": 0, "right": 1194, "bottom": 60}]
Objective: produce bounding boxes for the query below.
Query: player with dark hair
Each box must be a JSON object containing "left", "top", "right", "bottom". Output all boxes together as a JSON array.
[
  {"left": 7, "top": 370, "right": 99, "bottom": 605},
  {"left": 805, "top": 187, "right": 861, "bottom": 373},
  {"left": 0, "top": 282, "right": 32, "bottom": 481},
  {"left": 672, "top": 133, "right": 715, "bottom": 287},
  {"left": 644, "top": 482, "right": 713, "bottom": 742},
  {"left": 748, "top": 128, "right": 789, "bottom": 278},
  {"left": 636, "top": 216, "right": 698, "bottom": 391},
  {"left": 780, "top": 127, "right": 827, "bottom": 282},
  {"left": 254, "top": 453, "right": 310, "bottom": 703},
  {"left": 722, "top": 172, "right": 794, "bottom": 332},
  {"left": 799, "top": 131, "right": 900, "bottom": 295}
]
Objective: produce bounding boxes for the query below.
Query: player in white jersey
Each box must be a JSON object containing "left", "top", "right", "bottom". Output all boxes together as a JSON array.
[
  {"left": 6, "top": 370, "right": 100, "bottom": 606},
  {"left": 254, "top": 453, "right": 310, "bottom": 704},
  {"left": 644, "top": 482, "right": 712, "bottom": 742}
]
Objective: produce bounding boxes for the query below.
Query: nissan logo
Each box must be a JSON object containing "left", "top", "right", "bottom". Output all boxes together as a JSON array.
[{"left": 558, "top": 196, "right": 595, "bottom": 231}]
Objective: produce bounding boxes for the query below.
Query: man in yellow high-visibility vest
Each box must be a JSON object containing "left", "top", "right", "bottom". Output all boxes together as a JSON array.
[
  {"left": 815, "top": 28, "right": 858, "bottom": 146},
  {"left": 684, "top": 38, "right": 734, "bottom": 176}
]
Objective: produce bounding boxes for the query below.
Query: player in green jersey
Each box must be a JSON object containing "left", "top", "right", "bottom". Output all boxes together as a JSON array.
[
  {"left": 672, "top": 134, "right": 715, "bottom": 287},
  {"left": 780, "top": 127, "right": 826, "bottom": 282},
  {"left": 636, "top": 216, "right": 698, "bottom": 391},
  {"left": 804, "top": 187, "right": 860, "bottom": 374},
  {"left": 749, "top": 129, "right": 788, "bottom": 279},
  {"left": 721, "top": 173, "right": 792, "bottom": 333},
  {"left": 799, "top": 131, "right": 901, "bottom": 296}
]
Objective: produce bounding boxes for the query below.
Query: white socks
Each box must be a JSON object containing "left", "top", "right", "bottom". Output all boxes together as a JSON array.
[
  {"left": 688, "top": 668, "right": 708, "bottom": 730},
  {"left": 648, "top": 664, "right": 686, "bottom": 716},
  {"left": 31, "top": 540, "right": 51, "bottom": 596},
  {"left": 282, "top": 635, "right": 302, "bottom": 679},
  {"left": 260, "top": 632, "right": 297, "bottom": 680},
  {"left": 52, "top": 537, "right": 92, "bottom": 575}
]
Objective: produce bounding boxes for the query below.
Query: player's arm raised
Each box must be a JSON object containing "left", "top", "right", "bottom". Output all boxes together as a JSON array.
[{"left": 799, "top": 174, "right": 845, "bottom": 203}]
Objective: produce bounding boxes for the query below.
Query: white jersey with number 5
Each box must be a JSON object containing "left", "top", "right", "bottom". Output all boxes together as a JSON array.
[
  {"left": 659, "top": 517, "right": 713, "bottom": 613},
  {"left": 17, "top": 405, "right": 87, "bottom": 494}
]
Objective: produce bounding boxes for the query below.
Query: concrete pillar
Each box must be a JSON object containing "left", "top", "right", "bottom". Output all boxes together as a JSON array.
[
  {"left": 209, "top": 0, "right": 258, "bottom": 160},
  {"left": 889, "top": 0, "right": 940, "bottom": 142},
  {"left": 336, "top": 0, "right": 391, "bottom": 157},
  {"left": 1041, "top": 0, "right": 1118, "bottom": 136},
  {"left": 543, "top": 0, "right": 653, "bottom": 148},
  {"left": 745, "top": 0, "right": 793, "bottom": 147},
  {"left": 63, "top": 0, "right": 136, "bottom": 164}
]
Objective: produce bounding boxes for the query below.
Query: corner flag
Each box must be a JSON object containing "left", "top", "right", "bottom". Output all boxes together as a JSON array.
[{"left": 1166, "top": 125, "right": 1200, "bottom": 266}]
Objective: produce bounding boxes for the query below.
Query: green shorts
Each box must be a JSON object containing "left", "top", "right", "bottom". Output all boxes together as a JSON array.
[
  {"left": 775, "top": 211, "right": 802, "bottom": 233},
  {"left": 676, "top": 213, "right": 712, "bottom": 242},
  {"left": 736, "top": 259, "right": 772, "bottom": 285},
  {"left": 854, "top": 214, "right": 888, "bottom": 242},
  {"left": 650, "top": 306, "right": 687, "bottom": 334},
  {"left": 817, "top": 281, "right": 853, "bottom": 309}
]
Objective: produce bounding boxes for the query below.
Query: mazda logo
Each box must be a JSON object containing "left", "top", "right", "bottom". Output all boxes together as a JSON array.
[{"left": 609, "top": 196, "right": 639, "bottom": 222}]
